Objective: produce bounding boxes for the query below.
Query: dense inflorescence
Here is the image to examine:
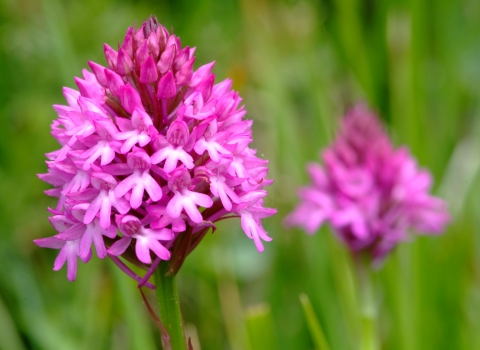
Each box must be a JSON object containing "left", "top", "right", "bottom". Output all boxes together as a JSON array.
[
  {"left": 285, "top": 104, "right": 449, "bottom": 262},
  {"left": 35, "top": 16, "right": 276, "bottom": 282}
]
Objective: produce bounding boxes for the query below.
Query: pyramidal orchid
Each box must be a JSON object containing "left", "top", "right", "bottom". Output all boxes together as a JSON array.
[
  {"left": 285, "top": 104, "right": 450, "bottom": 263},
  {"left": 35, "top": 16, "right": 276, "bottom": 285}
]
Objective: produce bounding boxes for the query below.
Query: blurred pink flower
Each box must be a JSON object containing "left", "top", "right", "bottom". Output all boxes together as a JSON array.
[
  {"left": 285, "top": 104, "right": 449, "bottom": 263},
  {"left": 35, "top": 16, "right": 275, "bottom": 282}
]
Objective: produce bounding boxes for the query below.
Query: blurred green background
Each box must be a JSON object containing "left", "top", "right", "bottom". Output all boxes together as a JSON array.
[{"left": 1, "top": 0, "right": 480, "bottom": 349}]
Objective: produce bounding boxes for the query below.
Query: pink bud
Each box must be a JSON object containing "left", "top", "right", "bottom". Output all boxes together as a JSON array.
[
  {"left": 139, "top": 56, "right": 159, "bottom": 84},
  {"left": 62, "top": 87, "right": 80, "bottom": 107},
  {"left": 122, "top": 26, "right": 134, "bottom": 58},
  {"left": 144, "top": 15, "right": 159, "bottom": 37},
  {"left": 74, "top": 77, "right": 103, "bottom": 100},
  {"left": 116, "top": 48, "right": 134, "bottom": 76},
  {"left": 175, "top": 57, "right": 195, "bottom": 87},
  {"left": 174, "top": 47, "right": 190, "bottom": 71},
  {"left": 166, "top": 35, "right": 181, "bottom": 53},
  {"left": 120, "top": 84, "right": 144, "bottom": 114},
  {"left": 196, "top": 74, "right": 215, "bottom": 101},
  {"left": 88, "top": 61, "right": 107, "bottom": 87},
  {"left": 157, "top": 44, "right": 176, "bottom": 74},
  {"left": 133, "top": 26, "right": 145, "bottom": 48},
  {"left": 157, "top": 70, "right": 176, "bottom": 99},
  {"left": 190, "top": 62, "right": 215, "bottom": 88},
  {"left": 105, "top": 69, "right": 125, "bottom": 98},
  {"left": 211, "top": 79, "right": 232, "bottom": 99},
  {"left": 157, "top": 25, "right": 169, "bottom": 53},
  {"left": 135, "top": 41, "right": 149, "bottom": 69},
  {"left": 188, "top": 47, "right": 196, "bottom": 59},
  {"left": 104, "top": 44, "right": 118, "bottom": 70},
  {"left": 147, "top": 32, "right": 160, "bottom": 59}
]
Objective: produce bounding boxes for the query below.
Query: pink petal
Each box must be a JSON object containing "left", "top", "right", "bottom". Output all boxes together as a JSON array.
[
  {"left": 115, "top": 175, "right": 137, "bottom": 198},
  {"left": 108, "top": 237, "right": 132, "bottom": 256},
  {"left": 55, "top": 223, "right": 85, "bottom": 241},
  {"left": 79, "top": 228, "right": 93, "bottom": 259},
  {"left": 189, "top": 191, "right": 213, "bottom": 208},
  {"left": 183, "top": 199, "right": 203, "bottom": 223},
  {"left": 100, "top": 147, "right": 116, "bottom": 165},
  {"left": 150, "top": 147, "right": 169, "bottom": 165},
  {"left": 66, "top": 249, "right": 79, "bottom": 281},
  {"left": 166, "top": 192, "right": 183, "bottom": 218},
  {"left": 93, "top": 228, "right": 108, "bottom": 258},
  {"left": 144, "top": 174, "right": 163, "bottom": 202},
  {"left": 84, "top": 194, "right": 103, "bottom": 224},
  {"left": 148, "top": 239, "right": 171, "bottom": 260},
  {"left": 111, "top": 194, "right": 130, "bottom": 215},
  {"left": 99, "top": 197, "right": 112, "bottom": 229},
  {"left": 135, "top": 238, "right": 152, "bottom": 264},
  {"left": 53, "top": 245, "right": 68, "bottom": 271},
  {"left": 34, "top": 236, "right": 65, "bottom": 249},
  {"left": 120, "top": 134, "right": 140, "bottom": 154},
  {"left": 130, "top": 183, "right": 144, "bottom": 209}
]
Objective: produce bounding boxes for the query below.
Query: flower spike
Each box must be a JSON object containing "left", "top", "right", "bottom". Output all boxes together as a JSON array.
[
  {"left": 36, "top": 16, "right": 275, "bottom": 282},
  {"left": 285, "top": 104, "right": 450, "bottom": 263}
]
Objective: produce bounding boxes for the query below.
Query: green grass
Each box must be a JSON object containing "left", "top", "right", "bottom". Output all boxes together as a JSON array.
[{"left": 0, "top": 0, "right": 479, "bottom": 349}]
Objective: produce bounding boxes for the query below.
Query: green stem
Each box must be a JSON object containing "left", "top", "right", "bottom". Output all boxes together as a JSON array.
[
  {"left": 154, "top": 260, "right": 187, "bottom": 350},
  {"left": 356, "top": 260, "right": 378, "bottom": 350}
]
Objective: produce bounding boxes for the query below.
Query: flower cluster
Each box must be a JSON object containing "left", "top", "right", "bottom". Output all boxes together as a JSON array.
[
  {"left": 35, "top": 16, "right": 276, "bottom": 282},
  {"left": 285, "top": 104, "right": 449, "bottom": 262}
]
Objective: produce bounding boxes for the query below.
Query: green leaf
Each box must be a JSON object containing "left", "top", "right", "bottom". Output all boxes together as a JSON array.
[{"left": 299, "top": 293, "right": 330, "bottom": 350}]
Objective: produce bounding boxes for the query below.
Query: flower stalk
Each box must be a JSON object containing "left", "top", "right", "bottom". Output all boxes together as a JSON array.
[
  {"left": 155, "top": 260, "right": 187, "bottom": 350},
  {"left": 355, "top": 256, "right": 378, "bottom": 350}
]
